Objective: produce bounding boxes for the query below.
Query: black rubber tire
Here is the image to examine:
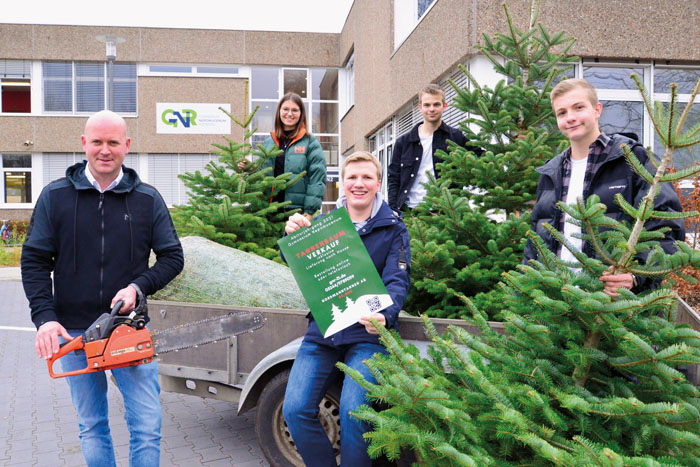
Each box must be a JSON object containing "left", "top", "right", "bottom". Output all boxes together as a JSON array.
[{"left": 255, "top": 368, "right": 341, "bottom": 467}]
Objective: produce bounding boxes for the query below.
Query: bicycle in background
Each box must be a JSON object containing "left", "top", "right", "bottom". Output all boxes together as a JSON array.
[{"left": 1, "top": 220, "right": 20, "bottom": 246}]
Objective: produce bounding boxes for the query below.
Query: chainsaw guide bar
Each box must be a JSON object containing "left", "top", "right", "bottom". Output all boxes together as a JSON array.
[{"left": 151, "top": 311, "right": 266, "bottom": 354}]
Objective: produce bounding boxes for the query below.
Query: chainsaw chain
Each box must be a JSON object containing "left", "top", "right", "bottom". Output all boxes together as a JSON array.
[{"left": 151, "top": 311, "right": 265, "bottom": 355}]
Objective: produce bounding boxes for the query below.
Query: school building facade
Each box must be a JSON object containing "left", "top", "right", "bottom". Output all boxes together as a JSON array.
[{"left": 1, "top": 0, "right": 698, "bottom": 219}]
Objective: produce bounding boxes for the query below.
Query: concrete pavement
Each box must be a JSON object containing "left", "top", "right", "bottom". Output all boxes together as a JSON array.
[{"left": 0, "top": 276, "right": 270, "bottom": 466}]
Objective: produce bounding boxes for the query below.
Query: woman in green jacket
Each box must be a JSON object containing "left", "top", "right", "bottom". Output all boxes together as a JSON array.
[{"left": 243, "top": 92, "right": 327, "bottom": 219}]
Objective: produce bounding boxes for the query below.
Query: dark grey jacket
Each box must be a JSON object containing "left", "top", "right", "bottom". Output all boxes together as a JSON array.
[
  {"left": 387, "top": 121, "right": 467, "bottom": 210},
  {"left": 523, "top": 134, "right": 685, "bottom": 290}
]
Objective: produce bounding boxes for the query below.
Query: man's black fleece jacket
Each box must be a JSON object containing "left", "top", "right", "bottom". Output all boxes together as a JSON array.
[{"left": 21, "top": 161, "right": 184, "bottom": 330}]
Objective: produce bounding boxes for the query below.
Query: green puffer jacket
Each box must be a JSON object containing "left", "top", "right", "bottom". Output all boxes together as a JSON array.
[{"left": 263, "top": 130, "right": 327, "bottom": 214}]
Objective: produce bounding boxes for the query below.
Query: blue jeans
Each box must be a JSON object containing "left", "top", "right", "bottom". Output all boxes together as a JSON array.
[
  {"left": 283, "top": 340, "right": 387, "bottom": 467},
  {"left": 60, "top": 331, "right": 161, "bottom": 467}
]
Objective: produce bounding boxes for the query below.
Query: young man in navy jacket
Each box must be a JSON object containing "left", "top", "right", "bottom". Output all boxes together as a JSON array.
[
  {"left": 22, "top": 110, "right": 184, "bottom": 466},
  {"left": 387, "top": 83, "right": 467, "bottom": 212},
  {"left": 282, "top": 151, "right": 410, "bottom": 466},
  {"left": 524, "top": 79, "right": 684, "bottom": 296}
]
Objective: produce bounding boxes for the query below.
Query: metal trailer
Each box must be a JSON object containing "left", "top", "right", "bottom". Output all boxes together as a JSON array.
[{"left": 149, "top": 299, "right": 700, "bottom": 466}]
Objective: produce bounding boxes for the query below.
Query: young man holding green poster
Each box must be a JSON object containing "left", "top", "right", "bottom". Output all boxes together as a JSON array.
[{"left": 282, "top": 151, "right": 410, "bottom": 466}]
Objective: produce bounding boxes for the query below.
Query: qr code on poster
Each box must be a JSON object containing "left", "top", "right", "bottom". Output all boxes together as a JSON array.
[{"left": 366, "top": 295, "right": 382, "bottom": 313}]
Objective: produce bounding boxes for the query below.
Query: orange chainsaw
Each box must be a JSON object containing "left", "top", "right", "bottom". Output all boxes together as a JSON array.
[{"left": 47, "top": 294, "right": 264, "bottom": 378}]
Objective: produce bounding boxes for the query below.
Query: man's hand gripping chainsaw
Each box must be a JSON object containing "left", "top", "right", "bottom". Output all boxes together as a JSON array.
[{"left": 47, "top": 292, "right": 265, "bottom": 378}]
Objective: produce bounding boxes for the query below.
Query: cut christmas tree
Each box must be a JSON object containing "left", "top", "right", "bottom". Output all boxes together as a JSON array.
[
  {"left": 342, "top": 46, "right": 700, "bottom": 467},
  {"left": 405, "top": 1, "right": 576, "bottom": 319},
  {"left": 172, "top": 99, "right": 304, "bottom": 263}
]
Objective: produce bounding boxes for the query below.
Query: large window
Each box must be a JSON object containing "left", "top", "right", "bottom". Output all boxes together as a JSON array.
[
  {"left": 1, "top": 154, "right": 31, "bottom": 204},
  {"left": 653, "top": 67, "right": 700, "bottom": 170},
  {"left": 582, "top": 62, "right": 700, "bottom": 170},
  {"left": 148, "top": 153, "right": 211, "bottom": 206},
  {"left": 42, "top": 61, "right": 137, "bottom": 114},
  {"left": 0, "top": 59, "right": 31, "bottom": 113},
  {"left": 250, "top": 66, "right": 340, "bottom": 167}
]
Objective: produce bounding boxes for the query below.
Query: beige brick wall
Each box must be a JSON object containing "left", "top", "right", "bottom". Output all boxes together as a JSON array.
[
  {"left": 136, "top": 76, "right": 247, "bottom": 154},
  {"left": 0, "top": 25, "right": 339, "bottom": 66},
  {"left": 341, "top": 0, "right": 700, "bottom": 151}
]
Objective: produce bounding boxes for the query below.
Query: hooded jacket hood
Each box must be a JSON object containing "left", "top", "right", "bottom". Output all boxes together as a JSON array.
[{"left": 335, "top": 192, "right": 384, "bottom": 228}]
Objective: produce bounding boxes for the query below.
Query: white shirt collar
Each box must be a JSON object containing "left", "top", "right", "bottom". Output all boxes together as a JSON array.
[{"left": 85, "top": 163, "right": 124, "bottom": 193}]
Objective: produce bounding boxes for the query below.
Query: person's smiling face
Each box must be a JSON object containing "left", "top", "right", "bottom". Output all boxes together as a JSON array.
[
  {"left": 343, "top": 161, "right": 381, "bottom": 215},
  {"left": 279, "top": 100, "right": 301, "bottom": 131},
  {"left": 553, "top": 87, "right": 602, "bottom": 144}
]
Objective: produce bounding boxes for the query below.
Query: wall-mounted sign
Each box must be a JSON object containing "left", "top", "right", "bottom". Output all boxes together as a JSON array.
[{"left": 156, "top": 103, "right": 231, "bottom": 134}]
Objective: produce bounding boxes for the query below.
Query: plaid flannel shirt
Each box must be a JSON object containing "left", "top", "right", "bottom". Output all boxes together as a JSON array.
[{"left": 556, "top": 133, "right": 611, "bottom": 255}]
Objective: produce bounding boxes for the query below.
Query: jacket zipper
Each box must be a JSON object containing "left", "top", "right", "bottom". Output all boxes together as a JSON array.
[{"left": 99, "top": 192, "right": 105, "bottom": 309}]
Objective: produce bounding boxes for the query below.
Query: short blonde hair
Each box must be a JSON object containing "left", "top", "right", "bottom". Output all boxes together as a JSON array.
[
  {"left": 550, "top": 79, "right": 599, "bottom": 107},
  {"left": 419, "top": 83, "right": 445, "bottom": 105},
  {"left": 341, "top": 151, "right": 382, "bottom": 180}
]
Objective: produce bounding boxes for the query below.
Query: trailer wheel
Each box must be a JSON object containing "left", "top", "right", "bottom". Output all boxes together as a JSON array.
[{"left": 255, "top": 368, "right": 341, "bottom": 467}]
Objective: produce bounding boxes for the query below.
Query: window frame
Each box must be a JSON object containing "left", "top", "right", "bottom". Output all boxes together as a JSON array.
[
  {"left": 250, "top": 66, "right": 341, "bottom": 168},
  {"left": 0, "top": 59, "right": 32, "bottom": 115},
  {"left": 41, "top": 60, "right": 138, "bottom": 116},
  {"left": 393, "top": 0, "right": 437, "bottom": 52},
  {"left": 0, "top": 153, "right": 33, "bottom": 206}
]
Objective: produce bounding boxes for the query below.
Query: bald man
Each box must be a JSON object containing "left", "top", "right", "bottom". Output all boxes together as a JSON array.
[{"left": 22, "top": 110, "right": 184, "bottom": 466}]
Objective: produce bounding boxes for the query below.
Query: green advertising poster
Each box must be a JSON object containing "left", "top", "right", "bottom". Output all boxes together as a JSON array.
[{"left": 278, "top": 207, "right": 393, "bottom": 337}]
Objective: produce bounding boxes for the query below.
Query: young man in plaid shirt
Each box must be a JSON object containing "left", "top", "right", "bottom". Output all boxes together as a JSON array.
[{"left": 523, "top": 79, "right": 684, "bottom": 297}]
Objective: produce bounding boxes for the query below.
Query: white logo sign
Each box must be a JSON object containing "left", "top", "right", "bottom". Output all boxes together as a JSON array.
[{"left": 156, "top": 103, "right": 231, "bottom": 134}]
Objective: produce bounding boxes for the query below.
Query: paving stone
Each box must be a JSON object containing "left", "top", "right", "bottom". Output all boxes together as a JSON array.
[
  {"left": 33, "top": 412, "right": 58, "bottom": 424},
  {"left": 203, "top": 458, "right": 236, "bottom": 467},
  {"left": 33, "top": 428, "right": 60, "bottom": 444},
  {"left": 161, "top": 435, "right": 193, "bottom": 449},
  {"left": 182, "top": 425, "right": 210, "bottom": 440},
  {"left": 167, "top": 414, "right": 201, "bottom": 430},
  {"left": 227, "top": 416, "right": 255, "bottom": 431},
  {"left": 10, "top": 428, "right": 33, "bottom": 441},
  {"left": 34, "top": 420, "right": 62, "bottom": 433},
  {"left": 161, "top": 424, "right": 184, "bottom": 437},
  {"left": 196, "top": 446, "right": 226, "bottom": 462},
  {"left": 58, "top": 439, "right": 83, "bottom": 456},
  {"left": 60, "top": 451, "right": 86, "bottom": 467},
  {"left": 161, "top": 414, "right": 178, "bottom": 427},
  {"left": 167, "top": 444, "right": 202, "bottom": 461},
  {"left": 207, "top": 426, "right": 236, "bottom": 442},
  {"left": 8, "top": 448, "right": 33, "bottom": 464},
  {"left": 8, "top": 461, "right": 34, "bottom": 467},
  {"left": 199, "top": 415, "right": 226, "bottom": 428},
  {"left": 34, "top": 450, "right": 66, "bottom": 466},
  {"left": 33, "top": 439, "right": 62, "bottom": 454},
  {"left": 220, "top": 445, "right": 261, "bottom": 463},
  {"left": 217, "top": 436, "right": 250, "bottom": 451},
  {"left": 234, "top": 460, "right": 269, "bottom": 467},
  {"left": 173, "top": 455, "right": 205, "bottom": 467},
  {"left": 9, "top": 437, "right": 33, "bottom": 452},
  {"left": 189, "top": 434, "right": 217, "bottom": 450},
  {"left": 159, "top": 452, "right": 177, "bottom": 467},
  {"left": 237, "top": 426, "right": 257, "bottom": 442}
]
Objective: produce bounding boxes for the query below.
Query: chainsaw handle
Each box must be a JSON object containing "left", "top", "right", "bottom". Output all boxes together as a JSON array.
[
  {"left": 111, "top": 300, "right": 124, "bottom": 316},
  {"left": 47, "top": 334, "right": 85, "bottom": 378}
]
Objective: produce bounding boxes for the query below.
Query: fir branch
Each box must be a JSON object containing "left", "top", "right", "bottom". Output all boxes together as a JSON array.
[{"left": 632, "top": 74, "right": 666, "bottom": 148}]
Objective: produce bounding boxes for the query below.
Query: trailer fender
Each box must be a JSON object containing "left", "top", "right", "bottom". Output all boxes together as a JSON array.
[{"left": 238, "top": 337, "right": 303, "bottom": 414}]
